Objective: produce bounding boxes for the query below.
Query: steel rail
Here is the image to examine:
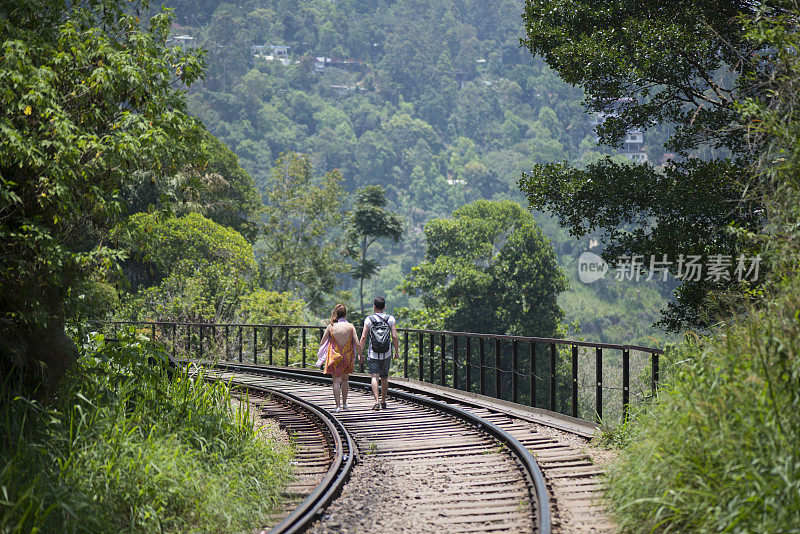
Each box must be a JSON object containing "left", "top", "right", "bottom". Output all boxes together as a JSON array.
[
  {"left": 231, "top": 365, "right": 597, "bottom": 438},
  {"left": 210, "top": 375, "right": 356, "bottom": 534},
  {"left": 206, "top": 361, "right": 552, "bottom": 534}
]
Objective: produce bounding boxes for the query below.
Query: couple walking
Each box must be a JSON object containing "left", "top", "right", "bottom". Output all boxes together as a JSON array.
[{"left": 318, "top": 297, "right": 399, "bottom": 412}]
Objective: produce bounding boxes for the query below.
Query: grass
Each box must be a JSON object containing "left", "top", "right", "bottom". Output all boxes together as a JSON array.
[
  {"left": 602, "top": 285, "right": 800, "bottom": 532},
  {"left": 0, "top": 327, "right": 293, "bottom": 533}
]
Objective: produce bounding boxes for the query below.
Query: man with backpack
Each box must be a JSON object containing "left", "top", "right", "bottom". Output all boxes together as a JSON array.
[{"left": 359, "top": 296, "right": 399, "bottom": 411}]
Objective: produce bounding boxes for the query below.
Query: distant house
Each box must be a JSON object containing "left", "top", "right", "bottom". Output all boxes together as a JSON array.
[
  {"left": 269, "top": 45, "right": 290, "bottom": 58},
  {"left": 620, "top": 129, "right": 647, "bottom": 163},
  {"left": 329, "top": 84, "right": 360, "bottom": 96},
  {"left": 592, "top": 98, "right": 648, "bottom": 163},
  {"left": 173, "top": 35, "right": 196, "bottom": 48},
  {"left": 253, "top": 45, "right": 291, "bottom": 65},
  {"left": 251, "top": 45, "right": 268, "bottom": 56},
  {"left": 313, "top": 56, "right": 364, "bottom": 73}
]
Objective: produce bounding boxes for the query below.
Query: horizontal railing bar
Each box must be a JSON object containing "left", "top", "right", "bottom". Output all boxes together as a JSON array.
[{"left": 90, "top": 320, "right": 663, "bottom": 354}]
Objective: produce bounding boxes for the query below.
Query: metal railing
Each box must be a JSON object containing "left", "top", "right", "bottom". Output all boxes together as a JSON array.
[{"left": 91, "top": 320, "right": 664, "bottom": 424}]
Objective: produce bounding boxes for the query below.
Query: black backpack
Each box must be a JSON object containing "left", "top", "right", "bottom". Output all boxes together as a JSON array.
[{"left": 369, "top": 314, "right": 391, "bottom": 353}]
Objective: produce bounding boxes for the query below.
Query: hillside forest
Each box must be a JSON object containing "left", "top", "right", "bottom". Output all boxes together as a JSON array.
[{"left": 128, "top": 0, "right": 678, "bottom": 346}]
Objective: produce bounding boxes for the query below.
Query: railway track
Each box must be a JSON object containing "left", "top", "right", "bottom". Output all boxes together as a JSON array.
[
  {"left": 206, "top": 374, "right": 356, "bottom": 533},
  {"left": 204, "top": 361, "right": 553, "bottom": 533}
]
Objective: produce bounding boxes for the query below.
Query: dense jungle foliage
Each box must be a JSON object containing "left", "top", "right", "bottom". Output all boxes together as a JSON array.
[
  {"left": 3, "top": 0, "right": 800, "bottom": 531},
  {"left": 154, "top": 0, "right": 677, "bottom": 346},
  {"left": 537, "top": 1, "right": 800, "bottom": 531},
  {"left": 0, "top": 3, "right": 294, "bottom": 532}
]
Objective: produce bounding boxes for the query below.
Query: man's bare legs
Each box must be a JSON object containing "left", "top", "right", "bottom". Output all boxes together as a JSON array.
[
  {"left": 371, "top": 373, "right": 380, "bottom": 404},
  {"left": 370, "top": 373, "right": 389, "bottom": 409}
]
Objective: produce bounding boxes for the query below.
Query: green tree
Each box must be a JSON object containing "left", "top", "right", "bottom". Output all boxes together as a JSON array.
[
  {"left": 346, "top": 186, "right": 404, "bottom": 315},
  {"left": 235, "top": 289, "right": 305, "bottom": 326},
  {"left": 401, "top": 200, "right": 568, "bottom": 337},
  {"left": 607, "top": 12, "right": 800, "bottom": 530},
  {"left": 259, "top": 152, "right": 347, "bottom": 312},
  {"left": 384, "top": 112, "right": 440, "bottom": 170},
  {"left": 519, "top": 0, "right": 769, "bottom": 330},
  {"left": 143, "top": 131, "right": 263, "bottom": 242},
  {"left": 0, "top": 0, "right": 205, "bottom": 393},
  {"left": 119, "top": 212, "right": 257, "bottom": 323}
]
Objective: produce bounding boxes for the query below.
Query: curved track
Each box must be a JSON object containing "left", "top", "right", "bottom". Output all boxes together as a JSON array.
[
  {"left": 206, "top": 362, "right": 554, "bottom": 533},
  {"left": 211, "top": 375, "right": 356, "bottom": 533}
]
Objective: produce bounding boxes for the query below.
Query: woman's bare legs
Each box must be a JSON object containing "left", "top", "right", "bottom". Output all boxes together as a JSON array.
[
  {"left": 342, "top": 375, "right": 349, "bottom": 407},
  {"left": 332, "top": 377, "right": 342, "bottom": 408}
]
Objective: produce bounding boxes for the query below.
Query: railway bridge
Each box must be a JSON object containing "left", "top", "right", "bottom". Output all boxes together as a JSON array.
[{"left": 96, "top": 320, "right": 664, "bottom": 533}]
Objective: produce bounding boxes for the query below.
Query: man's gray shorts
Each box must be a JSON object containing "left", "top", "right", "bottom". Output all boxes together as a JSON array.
[{"left": 368, "top": 358, "right": 391, "bottom": 378}]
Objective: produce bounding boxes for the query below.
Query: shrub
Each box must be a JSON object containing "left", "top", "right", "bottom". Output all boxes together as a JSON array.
[
  {"left": 0, "top": 328, "right": 293, "bottom": 533},
  {"left": 604, "top": 287, "right": 800, "bottom": 532}
]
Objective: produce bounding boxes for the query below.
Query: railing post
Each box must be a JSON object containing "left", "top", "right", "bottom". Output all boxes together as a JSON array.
[
  {"left": 429, "top": 332, "right": 434, "bottom": 383},
  {"left": 238, "top": 326, "right": 243, "bottom": 363},
  {"left": 151, "top": 323, "right": 156, "bottom": 344},
  {"left": 253, "top": 326, "right": 257, "bottom": 364},
  {"left": 596, "top": 347, "right": 603, "bottom": 420},
  {"left": 403, "top": 331, "right": 409, "bottom": 378},
  {"left": 268, "top": 326, "right": 273, "bottom": 365},
  {"left": 465, "top": 337, "right": 471, "bottom": 393},
  {"left": 225, "top": 325, "right": 230, "bottom": 361},
  {"left": 512, "top": 339, "right": 518, "bottom": 404},
  {"left": 651, "top": 351, "right": 659, "bottom": 397},
  {"left": 530, "top": 341, "right": 536, "bottom": 408},
  {"left": 199, "top": 325, "right": 204, "bottom": 359},
  {"left": 494, "top": 337, "right": 501, "bottom": 399},
  {"left": 418, "top": 332, "right": 424, "bottom": 381},
  {"left": 479, "top": 337, "right": 485, "bottom": 395},
  {"left": 453, "top": 336, "right": 459, "bottom": 390},
  {"left": 186, "top": 324, "right": 191, "bottom": 357},
  {"left": 284, "top": 327, "right": 289, "bottom": 366},
  {"left": 550, "top": 343, "right": 556, "bottom": 412},
  {"left": 622, "top": 349, "right": 630, "bottom": 422},
  {"left": 172, "top": 323, "right": 177, "bottom": 359},
  {"left": 440, "top": 334, "right": 446, "bottom": 386},
  {"left": 572, "top": 345, "right": 579, "bottom": 418},
  {"left": 302, "top": 327, "right": 307, "bottom": 368}
]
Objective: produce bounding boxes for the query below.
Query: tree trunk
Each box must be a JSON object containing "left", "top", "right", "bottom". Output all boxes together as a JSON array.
[
  {"left": 359, "top": 237, "right": 367, "bottom": 315},
  {"left": 359, "top": 276, "right": 364, "bottom": 316}
]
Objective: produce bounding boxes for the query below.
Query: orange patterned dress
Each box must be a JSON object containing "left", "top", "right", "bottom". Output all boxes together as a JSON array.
[{"left": 323, "top": 330, "right": 355, "bottom": 377}]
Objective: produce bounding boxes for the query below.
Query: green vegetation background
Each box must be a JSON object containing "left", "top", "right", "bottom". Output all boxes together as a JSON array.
[{"left": 165, "top": 0, "right": 676, "bottom": 346}]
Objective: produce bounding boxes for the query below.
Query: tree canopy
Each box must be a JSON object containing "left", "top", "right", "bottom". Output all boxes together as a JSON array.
[
  {"left": 402, "top": 200, "right": 568, "bottom": 337},
  {"left": 258, "top": 152, "right": 347, "bottom": 313},
  {"left": 519, "top": 0, "right": 771, "bottom": 330},
  {"left": 346, "top": 185, "right": 403, "bottom": 315},
  {"left": 0, "top": 0, "right": 205, "bottom": 392},
  {"left": 120, "top": 212, "right": 258, "bottom": 323}
]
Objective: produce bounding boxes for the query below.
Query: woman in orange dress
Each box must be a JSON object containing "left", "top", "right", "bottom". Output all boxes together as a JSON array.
[{"left": 320, "top": 304, "right": 360, "bottom": 412}]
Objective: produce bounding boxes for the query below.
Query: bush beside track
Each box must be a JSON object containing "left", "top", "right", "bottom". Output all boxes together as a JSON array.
[
  {"left": 604, "top": 283, "right": 800, "bottom": 532},
  {"left": 0, "top": 327, "right": 293, "bottom": 533}
]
